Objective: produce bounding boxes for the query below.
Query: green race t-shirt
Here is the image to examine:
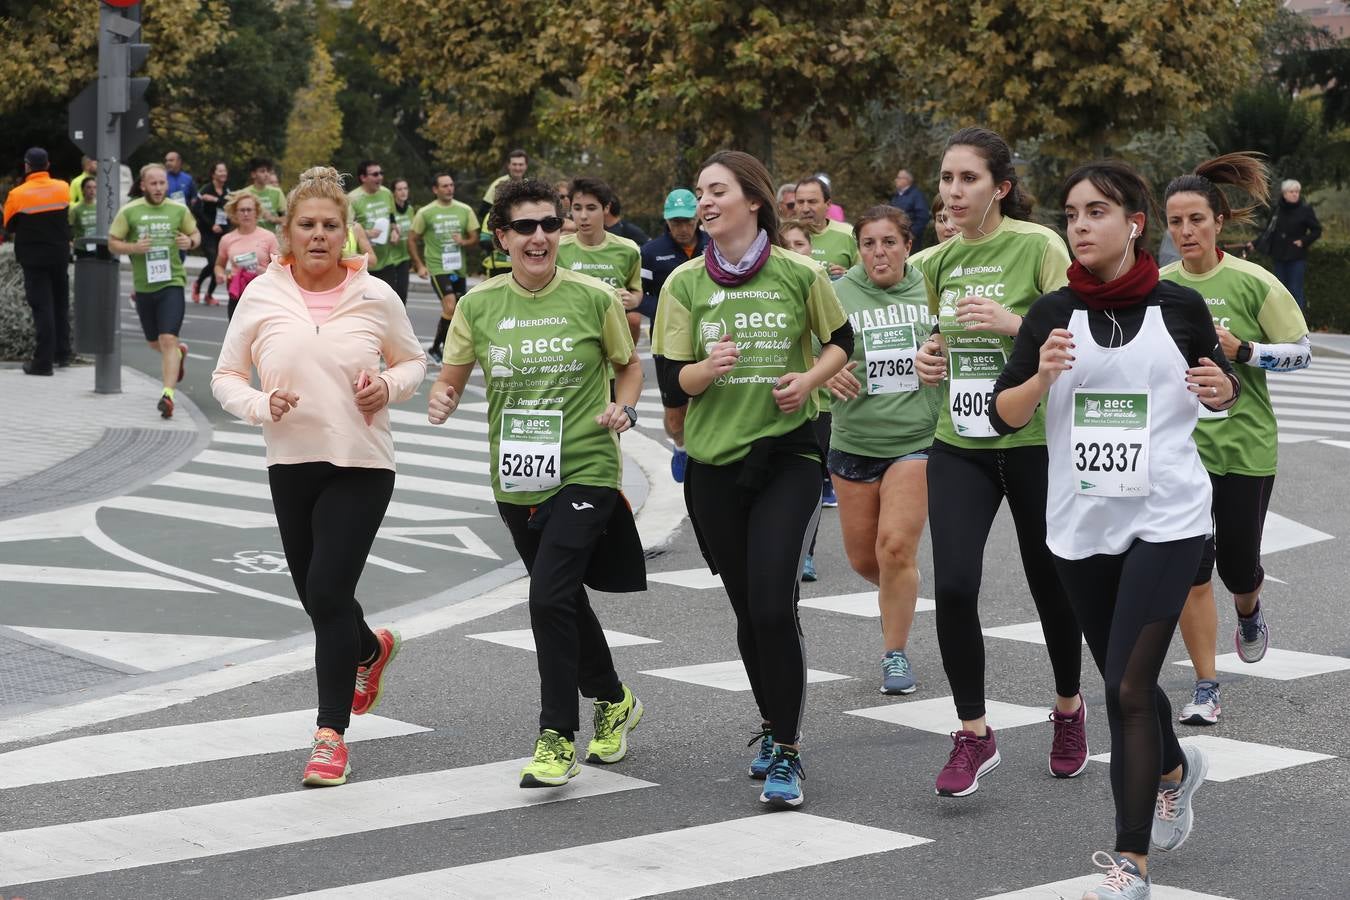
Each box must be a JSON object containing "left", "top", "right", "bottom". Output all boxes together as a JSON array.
[
  {"left": 108, "top": 198, "right": 198, "bottom": 293},
  {"left": 443, "top": 268, "right": 635, "bottom": 505},
  {"left": 482, "top": 174, "right": 511, "bottom": 206},
  {"left": 245, "top": 185, "right": 286, "bottom": 234},
  {"left": 387, "top": 203, "right": 414, "bottom": 267},
  {"left": 808, "top": 220, "right": 860, "bottom": 272},
  {"left": 1160, "top": 253, "right": 1308, "bottom": 476},
  {"left": 557, "top": 232, "right": 641, "bottom": 292},
  {"left": 912, "top": 216, "right": 1070, "bottom": 450},
  {"left": 349, "top": 186, "right": 398, "bottom": 271},
  {"left": 413, "top": 199, "right": 479, "bottom": 276},
  {"left": 69, "top": 201, "right": 98, "bottom": 246},
  {"left": 653, "top": 245, "right": 848, "bottom": 466},
  {"left": 830, "top": 263, "right": 940, "bottom": 458}
]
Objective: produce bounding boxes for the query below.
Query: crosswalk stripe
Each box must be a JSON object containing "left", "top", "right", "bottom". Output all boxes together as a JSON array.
[
  {"left": 0, "top": 711, "right": 428, "bottom": 790},
  {"left": 188, "top": 452, "right": 495, "bottom": 502},
  {"left": 212, "top": 427, "right": 489, "bottom": 456},
  {"left": 275, "top": 813, "right": 930, "bottom": 899},
  {"left": 154, "top": 471, "right": 476, "bottom": 521},
  {"left": 100, "top": 495, "right": 278, "bottom": 528},
  {"left": 0, "top": 761, "right": 655, "bottom": 886},
  {"left": 1274, "top": 372, "right": 1350, "bottom": 387},
  {"left": 1271, "top": 418, "right": 1350, "bottom": 433},
  {"left": 6, "top": 626, "right": 267, "bottom": 675},
  {"left": 0, "top": 563, "right": 211, "bottom": 593},
  {"left": 979, "top": 876, "right": 1235, "bottom": 899},
  {"left": 1272, "top": 395, "right": 1347, "bottom": 409},
  {"left": 196, "top": 447, "right": 491, "bottom": 479},
  {"left": 1272, "top": 406, "right": 1350, "bottom": 421},
  {"left": 386, "top": 408, "right": 489, "bottom": 435}
]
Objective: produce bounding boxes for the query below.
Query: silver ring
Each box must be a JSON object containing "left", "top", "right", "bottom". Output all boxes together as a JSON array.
[{"left": 1211, "top": 386, "right": 1218, "bottom": 397}]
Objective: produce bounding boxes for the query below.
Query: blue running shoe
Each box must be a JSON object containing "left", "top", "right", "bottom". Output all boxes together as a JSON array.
[
  {"left": 820, "top": 478, "right": 838, "bottom": 508},
  {"left": 801, "top": 554, "right": 817, "bottom": 582},
  {"left": 670, "top": 447, "right": 688, "bottom": 483},
  {"left": 747, "top": 729, "right": 774, "bottom": 779},
  {"left": 881, "top": 649, "right": 917, "bottom": 695},
  {"left": 759, "top": 745, "right": 805, "bottom": 809}
]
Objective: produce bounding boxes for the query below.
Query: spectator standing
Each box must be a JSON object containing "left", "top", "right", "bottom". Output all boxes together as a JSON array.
[
  {"left": 2, "top": 147, "right": 73, "bottom": 375},
  {"left": 69, "top": 156, "right": 97, "bottom": 204},
  {"left": 1260, "top": 179, "right": 1322, "bottom": 310},
  {"left": 888, "top": 168, "right": 930, "bottom": 250},
  {"left": 164, "top": 151, "right": 197, "bottom": 206},
  {"left": 192, "top": 160, "right": 231, "bottom": 304}
]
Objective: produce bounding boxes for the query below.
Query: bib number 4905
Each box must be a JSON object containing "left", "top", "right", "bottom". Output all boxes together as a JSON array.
[{"left": 951, "top": 388, "right": 992, "bottom": 419}]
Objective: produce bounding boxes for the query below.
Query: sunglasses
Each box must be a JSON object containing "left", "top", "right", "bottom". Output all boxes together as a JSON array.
[
  {"left": 506, "top": 216, "right": 564, "bottom": 235},
  {"left": 783, "top": 201, "right": 796, "bottom": 210}
]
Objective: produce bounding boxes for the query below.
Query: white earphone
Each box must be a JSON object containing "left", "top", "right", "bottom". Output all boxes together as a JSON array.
[{"left": 1129, "top": 223, "right": 1139, "bottom": 239}]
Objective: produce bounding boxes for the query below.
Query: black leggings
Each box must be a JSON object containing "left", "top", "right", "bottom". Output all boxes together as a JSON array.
[
  {"left": 195, "top": 234, "right": 220, "bottom": 295},
  {"left": 1194, "top": 472, "right": 1274, "bottom": 593},
  {"left": 807, "top": 413, "right": 832, "bottom": 555},
  {"left": 499, "top": 485, "right": 624, "bottom": 739},
  {"left": 688, "top": 454, "right": 821, "bottom": 745},
  {"left": 1055, "top": 536, "right": 1205, "bottom": 855},
  {"left": 927, "top": 440, "right": 1082, "bottom": 721},
  {"left": 269, "top": 462, "right": 392, "bottom": 732}
]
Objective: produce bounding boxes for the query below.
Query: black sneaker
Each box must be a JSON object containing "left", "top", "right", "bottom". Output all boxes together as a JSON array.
[{"left": 22, "top": 361, "right": 53, "bottom": 376}]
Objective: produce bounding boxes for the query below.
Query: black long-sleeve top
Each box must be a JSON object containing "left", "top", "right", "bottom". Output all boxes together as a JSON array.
[{"left": 990, "top": 281, "right": 1240, "bottom": 435}]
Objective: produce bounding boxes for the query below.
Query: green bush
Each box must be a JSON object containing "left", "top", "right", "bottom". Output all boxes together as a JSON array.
[
  {"left": 0, "top": 243, "right": 37, "bottom": 362},
  {"left": 1246, "top": 240, "right": 1350, "bottom": 333}
]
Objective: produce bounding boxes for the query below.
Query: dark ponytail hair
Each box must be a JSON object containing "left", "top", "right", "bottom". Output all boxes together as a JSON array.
[
  {"left": 700, "top": 150, "right": 781, "bottom": 246},
  {"left": 944, "top": 127, "right": 1033, "bottom": 221},
  {"left": 1163, "top": 152, "right": 1269, "bottom": 227},
  {"left": 1060, "top": 160, "right": 1158, "bottom": 241}
]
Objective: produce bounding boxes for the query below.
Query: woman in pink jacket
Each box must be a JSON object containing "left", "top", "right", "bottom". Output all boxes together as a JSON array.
[{"left": 212, "top": 166, "right": 427, "bottom": 787}]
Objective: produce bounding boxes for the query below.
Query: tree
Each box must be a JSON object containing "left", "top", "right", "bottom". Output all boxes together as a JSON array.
[
  {"left": 280, "top": 42, "right": 345, "bottom": 187},
  {"left": 899, "top": 0, "right": 1279, "bottom": 163}
]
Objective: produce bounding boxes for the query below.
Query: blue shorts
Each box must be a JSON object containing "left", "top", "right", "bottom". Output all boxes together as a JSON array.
[
  {"left": 827, "top": 447, "right": 928, "bottom": 483},
  {"left": 133, "top": 286, "right": 186, "bottom": 342}
]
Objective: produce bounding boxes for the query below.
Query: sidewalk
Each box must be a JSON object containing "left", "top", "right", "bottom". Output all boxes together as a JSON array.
[
  {"left": 0, "top": 363, "right": 208, "bottom": 522},
  {"left": 1311, "top": 332, "right": 1350, "bottom": 358}
]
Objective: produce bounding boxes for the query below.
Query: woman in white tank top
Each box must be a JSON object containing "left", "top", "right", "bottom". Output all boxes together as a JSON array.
[{"left": 990, "top": 161, "right": 1239, "bottom": 900}]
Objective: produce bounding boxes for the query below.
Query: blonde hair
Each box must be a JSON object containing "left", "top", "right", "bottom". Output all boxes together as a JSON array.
[
  {"left": 139, "top": 163, "right": 166, "bottom": 181},
  {"left": 223, "top": 190, "right": 260, "bottom": 225},
  {"left": 278, "top": 166, "right": 349, "bottom": 256}
]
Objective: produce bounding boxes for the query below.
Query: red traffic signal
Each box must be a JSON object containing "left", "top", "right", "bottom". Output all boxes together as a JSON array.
[{"left": 102, "top": 0, "right": 140, "bottom": 6}]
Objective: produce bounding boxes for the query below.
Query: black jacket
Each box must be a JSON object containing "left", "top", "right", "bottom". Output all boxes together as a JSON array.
[
  {"left": 1265, "top": 199, "right": 1322, "bottom": 262},
  {"left": 888, "top": 186, "right": 930, "bottom": 250},
  {"left": 640, "top": 229, "right": 708, "bottom": 315}
]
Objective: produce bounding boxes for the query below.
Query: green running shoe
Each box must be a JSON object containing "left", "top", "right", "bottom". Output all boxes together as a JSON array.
[
  {"left": 520, "top": 729, "right": 580, "bottom": 788},
  {"left": 586, "top": 683, "right": 644, "bottom": 764}
]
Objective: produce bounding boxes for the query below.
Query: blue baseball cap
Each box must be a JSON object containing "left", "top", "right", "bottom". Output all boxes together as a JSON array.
[{"left": 663, "top": 188, "right": 697, "bottom": 220}]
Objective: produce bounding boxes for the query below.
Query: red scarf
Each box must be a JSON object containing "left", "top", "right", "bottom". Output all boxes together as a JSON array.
[{"left": 1066, "top": 250, "right": 1159, "bottom": 311}]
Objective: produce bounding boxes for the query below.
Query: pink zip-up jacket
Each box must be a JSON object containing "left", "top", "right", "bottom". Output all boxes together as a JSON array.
[{"left": 211, "top": 257, "right": 427, "bottom": 469}]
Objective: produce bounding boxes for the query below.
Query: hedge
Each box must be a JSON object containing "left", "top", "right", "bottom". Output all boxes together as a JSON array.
[
  {"left": 1246, "top": 241, "right": 1350, "bottom": 334},
  {"left": 0, "top": 243, "right": 40, "bottom": 362}
]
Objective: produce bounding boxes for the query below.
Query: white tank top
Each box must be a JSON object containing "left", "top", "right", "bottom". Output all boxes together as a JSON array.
[{"left": 1044, "top": 305, "right": 1211, "bottom": 559}]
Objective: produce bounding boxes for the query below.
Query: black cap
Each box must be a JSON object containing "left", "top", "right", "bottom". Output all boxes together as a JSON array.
[{"left": 24, "top": 147, "right": 49, "bottom": 170}]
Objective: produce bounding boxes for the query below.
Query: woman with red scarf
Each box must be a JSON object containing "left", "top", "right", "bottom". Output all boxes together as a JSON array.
[
  {"left": 992, "top": 161, "right": 1238, "bottom": 900},
  {"left": 652, "top": 150, "right": 850, "bottom": 810}
]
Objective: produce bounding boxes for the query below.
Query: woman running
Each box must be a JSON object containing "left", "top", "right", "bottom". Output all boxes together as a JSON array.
[
  {"left": 653, "top": 150, "right": 851, "bottom": 809},
  {"left": 212, "top": 166, "right": 427, "bottom": 787},
  {"left": 992, "top": 160, "right": 1237, "bottom": 900},
  {"left": 825, "top": 205, "right": 938, "bottom": 695},
  {"left": 1160, "top": 154, "right": 1312, "bottom": 726},
  {"left": 427, "top": 178, "right": 647, "bottom": 789},
  {"left": 214, "top": 192, "right": 279, "bottom": 320},
  {"left": 913, "top": 127, "right": 1086, "bottom": 797}
]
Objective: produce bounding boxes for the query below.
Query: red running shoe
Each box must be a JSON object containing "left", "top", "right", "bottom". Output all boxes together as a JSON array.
[
  {"left": 192, "top": 284, "right": 201, "bottom": 303},
  {"left": 935, "top": 727, "right": 1000, "bottom": 797},
  {"left": 157, "top": 392, "right": 174, "bottom": 419},
  {"left": 1049, "top": 694, "right": 1089, "bottom": 778},
  {"left": 177, "top": 343, "right": 188, "bottom": 383},
  {"left": 302, "top": 728, "right": 350, "bottom": 786},
  {"left": 352, "top": 628, "right": 401, "bottom": 716}
]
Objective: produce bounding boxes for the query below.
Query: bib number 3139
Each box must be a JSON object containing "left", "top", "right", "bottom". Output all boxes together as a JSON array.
[
  {"left": 948, "top": 349, "right": 1005, "bottom": 438},
  {"left": 145, "top": 247, "right": 172, "bottom": 284},
  {"left": 1071, "top": 390, "right": 1150, "bottom": 497},
  {"left": 499, "top": 409, "right": 563, "bottom": 493}
]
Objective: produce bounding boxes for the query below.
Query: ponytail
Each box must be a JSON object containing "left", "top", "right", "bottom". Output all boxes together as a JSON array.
[
  {"left": 1163, "top": 152, "right": 1269, "bottom": 227},
  {"left": 944, "top": 127, "right": 1033, "bottom": 221}
]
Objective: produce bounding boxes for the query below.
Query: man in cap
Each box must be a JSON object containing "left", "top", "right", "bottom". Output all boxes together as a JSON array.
[
  {"left": 641, "top": 188, "right": 707, "bottom": 482},
  {"left": 3, "top": 148, "right": 73, "bottom": 375}
]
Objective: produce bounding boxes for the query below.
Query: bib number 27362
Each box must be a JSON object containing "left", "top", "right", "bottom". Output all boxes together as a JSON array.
[
  {"left": 948, "top": 349, "right": 1005, "bottom": 438},
  {"left": 499, "top": 409, "right": 563, "bottom": 493}
]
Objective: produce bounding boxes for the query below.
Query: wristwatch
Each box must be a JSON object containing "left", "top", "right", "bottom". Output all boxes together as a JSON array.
[
  {"left": 1235, "top": 342, "right": 1253, "bottom": 365},
  {"left": 621, "top": 404, "right": 638, "bottom": 427}
]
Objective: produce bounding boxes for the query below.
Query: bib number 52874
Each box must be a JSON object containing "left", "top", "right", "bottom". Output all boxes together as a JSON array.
[{"left": 498, "top": 409, "right": 563, "bottom": 493}]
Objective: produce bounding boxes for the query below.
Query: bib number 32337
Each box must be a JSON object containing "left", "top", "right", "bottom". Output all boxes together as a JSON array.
[
  {"left": 1071, "top": 389, "right": 1150, "bottom": 497},
  {"left": 948, "top": 349, "right": 1005, "bottom": 438},
  {"left": 499, "top": 409, "right": 562, "bottom": 493}
]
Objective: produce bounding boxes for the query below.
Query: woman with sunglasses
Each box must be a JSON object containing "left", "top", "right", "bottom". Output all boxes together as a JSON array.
[
  {"left": 428, "top": 178, "right": 648, "bottom": 789},
  {"left": 653, "top": 150, "right": 851, "bottom": 810}
]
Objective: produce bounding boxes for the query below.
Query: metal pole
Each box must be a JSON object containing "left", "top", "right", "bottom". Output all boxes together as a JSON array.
[{"left": 94, "top": 3, "right": 124, "bottom": 394}]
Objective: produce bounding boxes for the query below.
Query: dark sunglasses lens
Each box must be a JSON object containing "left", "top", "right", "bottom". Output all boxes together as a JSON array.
[
  {"left": 509, "top": 216, "right": 564, "bottom": 235},
  {"left": 785, "top": 202, "right": 795, "bottom": 210},
  {"left": 539, "top": 216, "right": 564, "bottom": 233}
]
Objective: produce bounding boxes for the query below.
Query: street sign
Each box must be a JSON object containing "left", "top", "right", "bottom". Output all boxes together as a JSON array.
[{"left": 68, "top": 82, "right": 98, "bottom": 158}]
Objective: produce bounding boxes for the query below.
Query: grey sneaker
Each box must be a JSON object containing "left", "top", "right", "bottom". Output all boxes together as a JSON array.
[
  {"left": 1235, "top": 604, "right": 1269, "bottom": 663},
  {"left": 881, "top": 649, "right": 917, "bottom": 695},
  {"left": 1081, "top": 851, "right": 1150, "bottom": 899},
  {"left": 1178, "top": 679, "right": 1221, "bottom": 726},
  {"left": 1152, "top": 743, "right": 1208, "bottom": 852}
]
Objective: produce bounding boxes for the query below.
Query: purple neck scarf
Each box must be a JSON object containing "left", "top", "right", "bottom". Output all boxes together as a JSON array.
[{"left": 706, "top": 229, "right": 771, "bottom": 286}]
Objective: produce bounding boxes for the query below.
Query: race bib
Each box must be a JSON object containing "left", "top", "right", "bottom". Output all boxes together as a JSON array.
[
  {"left": 862, "top": 323, "right": 918, "bottom": 395},
  {"left": 368, "top": 218, "right": 390, "bottom": 245},
  {"left": 499, "top": 410, "right": 563, "bottom": 493},
  {"left": 232, "top": 250, "right": 259, "bottom": 272},
  {"left": 948, "top": 348, "right": 1004, "bottom": 437},
  {"left": 170, "top": 191, "right": 185, "bottom": 203},
  {"left": 145, "top": 247, "right": 172, "bottom": 284},
  {"left": 441, "top": 244, "right": 463, "bottom": 272},
  {"left": 1071, "top": 390, "right": 1151, "bottom": 497},
  {"left": 215, "top": 208, "right": 229, "bottom": 227}
]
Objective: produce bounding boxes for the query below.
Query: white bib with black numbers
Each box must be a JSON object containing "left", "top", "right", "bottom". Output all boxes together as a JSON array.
[
  {"left": 498, "top": 409, "right": 562, "bottom": 493},
  {"left": 1044, "top": 306, "right": 1212, "bottom": 560}
]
